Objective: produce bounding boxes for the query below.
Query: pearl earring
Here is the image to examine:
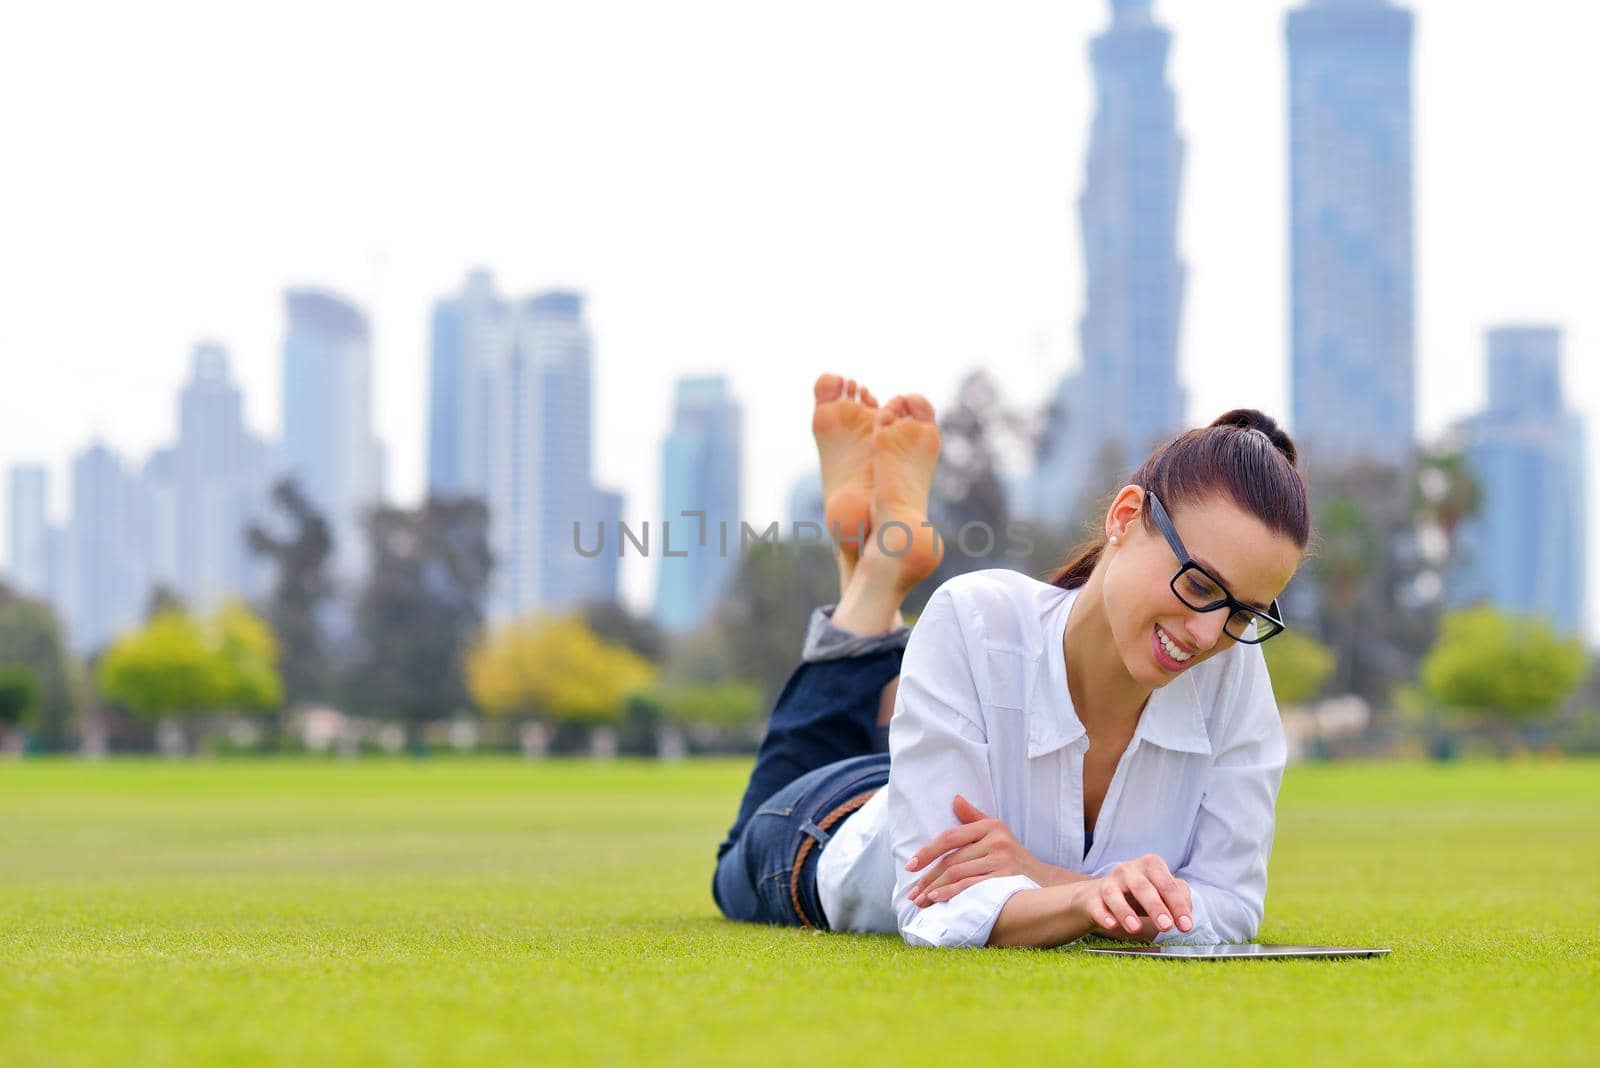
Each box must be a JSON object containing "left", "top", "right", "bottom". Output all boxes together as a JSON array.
[{"left": 1108, "top": 534, "right": 1119, "bottom": 545}]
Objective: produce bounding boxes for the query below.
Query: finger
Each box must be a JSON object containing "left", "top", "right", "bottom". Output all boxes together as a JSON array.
[
  {"left": 927, "top": 873, "right": 995, "bottom": 901},
  {"left": 912, "top": 842, "right": 986, "bottom": 900},
  {"left": 905, "top": 822, "right": 986, "bottom": 871},
  {"left": 920, "top": 858, "right": 998, "bottom": 902},
  {"left": 1100, "top": 881, "right": 1136, "bottom": 932},
  {"left": 951, "top": 794, "right": 990, "bottom": 823},
  {"left": 908, "top": 856, "right": 950, "bottom": 899},
  {"left": 1125, "top": 873, "right": 1174, "bottom": 932},
  {"left": 1149, "top": 869, "right": 1193, "bottom": 932}
]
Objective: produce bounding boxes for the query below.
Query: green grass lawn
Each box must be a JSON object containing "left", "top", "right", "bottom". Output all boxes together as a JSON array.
[{"left": 2, "top": 758, "right": 1596, "bottom": 1067}]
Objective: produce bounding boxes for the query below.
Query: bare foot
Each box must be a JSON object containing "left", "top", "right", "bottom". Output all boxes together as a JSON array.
[
  {"left": 812, "top": 373, "right": 879, "bottom": 592},
  {"left": 863, "top": 393, "right": 944, "bottom": 594}
]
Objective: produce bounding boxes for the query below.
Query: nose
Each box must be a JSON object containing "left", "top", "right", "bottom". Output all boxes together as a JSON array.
[{"left": 1185, "top": 610, "right": 1229, "bottom": 652}]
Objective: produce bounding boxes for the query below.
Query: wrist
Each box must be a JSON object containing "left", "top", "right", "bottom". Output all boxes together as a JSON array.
[{"left": 1032, "top": 862, "right": 1092, "bottom": 889}]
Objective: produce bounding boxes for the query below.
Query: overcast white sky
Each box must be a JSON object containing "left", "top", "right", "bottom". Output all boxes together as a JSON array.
[{"left": 2, "top": 0, "right": 1597, "bottom": 632}]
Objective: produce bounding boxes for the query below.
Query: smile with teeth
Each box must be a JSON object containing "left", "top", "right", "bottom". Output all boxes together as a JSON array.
[{"left": 1155, "top": 624, "right": 1193, "bottom": 664}]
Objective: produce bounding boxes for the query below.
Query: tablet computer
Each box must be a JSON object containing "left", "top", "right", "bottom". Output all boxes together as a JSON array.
[{"left": 1083, "top": 943, "right": 1389, "bottom": 960}]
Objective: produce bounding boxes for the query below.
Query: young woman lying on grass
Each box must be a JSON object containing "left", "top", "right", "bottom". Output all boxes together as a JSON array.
[{"left": 712, "top": 373, "right": 1311, "bottom": 948}]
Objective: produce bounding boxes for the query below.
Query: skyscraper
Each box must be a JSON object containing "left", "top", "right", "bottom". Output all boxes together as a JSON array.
[
  {"left": 1031, "top": 0, "right": 1186, "bottom": 525},
  {"left": 427, "top": 269, "right": 505, "bottom": 500},
  {"left": 168, "top": 342, "right": 272, "bottom": 608},
  {"left": 654, "top": 376, "right": 742, "bottom": 632},
  {"left": 1286, "top": 0, "right": 1416, "bottom": 471},
  {"left": 427, "top": 274, "right": 622, "bottom": 619},
  {"left": 65, "top": 441, "right": 145, "bottom": 652},
  {"left": 1449, "top": 327, "right": 1587, "bottom": 636},
  {"left": 5, "top": 465, "right": 52, "bottom": 600},
  {"left": 281, "top": 289, "right": 383, "bottom": 582}
]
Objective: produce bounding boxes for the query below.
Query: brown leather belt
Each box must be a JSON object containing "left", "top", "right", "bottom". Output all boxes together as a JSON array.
[{"left": 789, "top": 787, "right": 881, "bottom": 930}]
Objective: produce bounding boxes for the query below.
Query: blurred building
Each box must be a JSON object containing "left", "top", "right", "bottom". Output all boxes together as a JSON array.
[
  {"left": 65, "top": 441, "right": 146, "bottom": 653},
  {"left": 1448, "top": 326, "right": 1587, "bottom": 636},
  {"left": 144, "top": 343, "right": 274, "bottom": 609},
  {"left": 654, "top": 376, "right": 742, "bottom": 632},
  {"left": 427, "top": 268, "right": 504, "bottom": 500},
  {"left": 281, "top": 289, "right": 384, "bottom": 583},
  {"left": 1286, "top": 0, "right": 1416, "bottom": 472},
  {"left": 1030, "top": 0, "right": 1186, "bottom": 525},
  {"left": 5, "top": 465, "right": 53, "bottom": 601},
  {"left": 426, "top": 272, "right": 622, "bottom": 619}
]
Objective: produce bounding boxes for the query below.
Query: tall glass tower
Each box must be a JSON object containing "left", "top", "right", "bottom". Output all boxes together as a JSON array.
[
  {"left": 281, "top": 289, "right": 382, "bottom": 583},
  {"left": 1286, "top": 0, "right": 1415, "bottom": 471},
  {"left": 654, "top": 376, "right": 742, "bottom": 632},
  {"left": 1449, "top": 327, "right": 1587, "bottom": 636},
  {"left": 1031, "top": 0, "right": 1186, "bottom": 525}
]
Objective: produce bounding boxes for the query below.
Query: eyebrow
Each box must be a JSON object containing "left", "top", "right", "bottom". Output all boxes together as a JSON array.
[{"left": 1189, "top": 554, "right": 1271, "bottom": 612}]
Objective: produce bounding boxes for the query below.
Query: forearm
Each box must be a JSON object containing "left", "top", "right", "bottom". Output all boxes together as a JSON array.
[{"left": 985, "top": 882, "right": 1099, "bottom": 948}]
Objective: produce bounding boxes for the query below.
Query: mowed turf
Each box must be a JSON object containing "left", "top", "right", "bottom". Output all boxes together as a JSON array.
[{"left": 1, "top": 758, "right": 1596, "bottom": 1067}]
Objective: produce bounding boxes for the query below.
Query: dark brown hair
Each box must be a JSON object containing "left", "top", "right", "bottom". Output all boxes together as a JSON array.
[{"left": 1047, "top": 409, "right": 1311, "bottom": 590}]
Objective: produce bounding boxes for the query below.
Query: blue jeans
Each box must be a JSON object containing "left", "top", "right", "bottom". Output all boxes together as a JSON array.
[{"left": 712, "top": 605, "right": 908, "bottom": 930}]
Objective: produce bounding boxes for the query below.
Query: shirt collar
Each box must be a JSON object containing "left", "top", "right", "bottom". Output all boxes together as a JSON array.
[{"left": 1027, "top": 585, "right": 1213, "bottom": 758}]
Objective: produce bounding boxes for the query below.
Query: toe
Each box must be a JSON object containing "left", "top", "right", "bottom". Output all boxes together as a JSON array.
[
  {"left": 813, "top": 373, "right": 844, "bottom": 403},
  {"left": 904, "top": 394, "right": 936, "bottom": 422},
  {"left": 861, "top": 386, "right": 878, "bottom": 408}
]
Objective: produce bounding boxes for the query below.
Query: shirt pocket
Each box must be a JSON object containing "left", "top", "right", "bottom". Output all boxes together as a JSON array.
[{"left": 979, "top": 640, "right": 1032, "bottom": 712}]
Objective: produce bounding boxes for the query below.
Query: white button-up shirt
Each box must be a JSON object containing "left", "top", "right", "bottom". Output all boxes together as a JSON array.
[{"left": 815, "top": 567, "right": 1287, "bottom": 948}]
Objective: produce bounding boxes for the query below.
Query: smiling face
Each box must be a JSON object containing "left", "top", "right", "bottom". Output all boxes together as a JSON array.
[{"left": 1097, "top": 486, "right": 1304, "bottom": 688}]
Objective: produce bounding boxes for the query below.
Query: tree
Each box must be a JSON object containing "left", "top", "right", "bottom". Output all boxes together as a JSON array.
[
  {"left": 467, "top": 615, "right": 658, "bottom": 752},
  {"left": 345, "top": 497, "right": 493, "bottom": 750},
  {"left": 0, "top": 667, "right": 39, "bottom": 728},
  {"left": 96, "top": 603, "right": 282, "bottom": 752},
  {"left": 580, "top": 599, "right": 667, "bottom": 662},
  {"left": 1420, "top": 606, "right": 1587, "bottom": 747},
  {"left": 921, "top": 370, "right": 1034, "bottom": 612},
  {"left": 1261, "top": 631, "right": 1335, "bottom": 707},
  {"left": 705, "top": 541, "right": 838, "bottom": 709},
  {"left": 0, "top": 583, "right": 79, "bottom": 750},
  {"left": 646, "top": 680, "right": 764, "bottom": 732},
  {"left": 247, "top": 478, "right": 336, "bottom": 710}
]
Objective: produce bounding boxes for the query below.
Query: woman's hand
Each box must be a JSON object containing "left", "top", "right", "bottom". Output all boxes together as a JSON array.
[
  {"left": 904, "top": 795, "right": 1064, "bottom": 907},
  {"left": 1084, "top": 853, "right": 1193, "bottom": 937}
]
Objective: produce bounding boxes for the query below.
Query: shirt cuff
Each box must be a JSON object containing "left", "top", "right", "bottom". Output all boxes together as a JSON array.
[
  {"left": 900, "top": 874, "right": 1042, "bottom": 948},
  {"left": 1152, "top": 881, "right": 1218, "bottom": 946}
]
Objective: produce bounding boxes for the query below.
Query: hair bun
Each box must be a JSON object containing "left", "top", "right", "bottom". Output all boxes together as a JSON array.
[{"left": 1209, "top": 408, "right": 1299, "bottom": 467}]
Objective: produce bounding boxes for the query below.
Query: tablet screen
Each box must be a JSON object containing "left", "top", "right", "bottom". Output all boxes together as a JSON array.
[{"left": 1083, "top": 943, "right": 1390, "bottom": 959}]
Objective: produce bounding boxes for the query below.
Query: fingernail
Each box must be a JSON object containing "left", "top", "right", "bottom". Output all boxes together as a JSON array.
[
  {"left": 1158, "top": 914, "right": 1171, "bottom": 929},
  {"left": 1124, "top": 916, "right": 1139, "bottom": 931},
  {"left": 1178, "top": 916, "right": 1192, "bottom": 931},
  {"left": 906, "top": 860, "right": 917, "bottom": 870},
  {"left": 1102, "top": 915, "right": 1117, "bottom": 928}
]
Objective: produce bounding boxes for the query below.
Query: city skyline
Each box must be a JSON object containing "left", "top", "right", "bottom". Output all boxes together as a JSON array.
[{"left": 2, "top": 0, "right": 1597, "bottom": 633}]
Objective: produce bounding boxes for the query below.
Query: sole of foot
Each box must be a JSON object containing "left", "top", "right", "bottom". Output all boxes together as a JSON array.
[
  {"left": 860, "top": 393, "right": 944, "bottom": 593},
  {"left": 812, "top": 373, "right": 879, "bottom": 570}
]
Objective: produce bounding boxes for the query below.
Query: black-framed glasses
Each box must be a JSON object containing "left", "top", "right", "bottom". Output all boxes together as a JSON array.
[{"left": 1143, "top": 490, "right": 1286, "bottom": 645}]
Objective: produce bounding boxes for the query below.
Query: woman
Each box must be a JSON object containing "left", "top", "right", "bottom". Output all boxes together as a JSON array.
[{"left": 712, "top": 373, "right": 1309, "bottom": 949}]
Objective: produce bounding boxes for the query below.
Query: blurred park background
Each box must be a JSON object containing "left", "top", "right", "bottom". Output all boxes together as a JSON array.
[{"left": 3, "top": 0, "right": 1599, "bottom": 765}]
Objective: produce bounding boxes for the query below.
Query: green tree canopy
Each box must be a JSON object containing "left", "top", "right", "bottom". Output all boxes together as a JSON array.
[
  {"left": 467, "top": 615, "right": 658, "bottom": 726},
  {"left": 642, "top": 680, "right": 765, "bottom": 731},
  {"left": 1262, "top": 630, "right": 1336, "bottom": 707},
  {"left": 0, "top": 666, "right": 40, "bottom": 728},
  {"left": 97, "top": 604, "right": 282, "bottom": 720},
  {"left": 1420, "top": 606, "right": 1587, "bottom": 723},
  {"left": 0, "top": 583, "right": 79, "bottom": 749}
]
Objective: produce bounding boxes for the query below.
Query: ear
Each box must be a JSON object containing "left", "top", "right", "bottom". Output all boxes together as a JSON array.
[{"left": 1103, "top": 484, "right": 1147, "bottom": 541}]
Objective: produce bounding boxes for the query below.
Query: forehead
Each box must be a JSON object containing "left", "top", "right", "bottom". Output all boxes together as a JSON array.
[{"left": 1162, "top": 494, "right": 1302, "bottom": 603}]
